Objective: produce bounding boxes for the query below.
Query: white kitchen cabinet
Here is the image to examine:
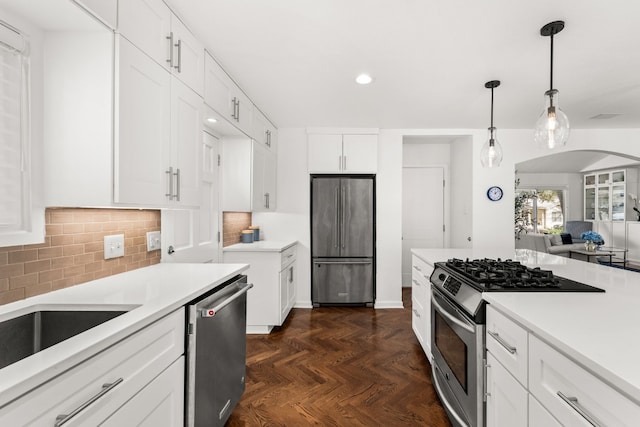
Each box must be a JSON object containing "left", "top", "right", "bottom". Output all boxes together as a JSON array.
[
  {"left": 118, "top": 0, "right": 204, "bottom": 95},
  {"left": 529, "top": 335, "right": 640, "bottom": 427},
  {"left": 204, "top": 52, "right": 253, "bottom": 135},
  {"left": 485, "top": 352, "right": 528, "bottom": 427},
  {"left": 253, "top": 107, "right": 277, "bottom": 152},
  {"left": 115, "top": 36, "right": 202, "bottom": 208},
  {"left": 529, "top": 395, "right": 561, "bottom": 427},
  {"left": 411, "top": 254, "right": 433, "bottom": 359},
  {"left": 222, "top": 138, "right": 276, "bottom": 212},
  {"left": 162, "top": 132, "right": 221, "bottom": 263},
  {"left": 0, "top": 309, "right": 185, "bottom": 425},
  {"left": 308, "top": 133, "right": 377, "bottom": 173},
  {"left": 223, "top": 243, "right": 297, "bottom": 333},
  {"left": 486, "top": 305, "right": 528, "bottom": 387},
  {"left": 584, "top": 168, "right": 637, "bottom": 222},
  {"left": 102, "top": 356, "right": 185, "bottom": 426}
]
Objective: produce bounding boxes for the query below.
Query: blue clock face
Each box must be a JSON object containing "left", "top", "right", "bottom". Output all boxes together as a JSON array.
[{"left": 487, "top": 186, "right": 503, "bottom": 201}]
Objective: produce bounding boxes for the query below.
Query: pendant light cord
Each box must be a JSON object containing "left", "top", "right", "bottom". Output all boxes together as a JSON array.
[
  {"left": 490, "top": 87, "right": 494, "bottom": 129},
  {"left": 549, "top": 32, "right": 554, "bottom": 91}
]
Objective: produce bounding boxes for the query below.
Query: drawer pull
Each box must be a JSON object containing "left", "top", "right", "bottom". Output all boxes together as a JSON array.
[
  {"left": 413, "top": 265, "right": 422, "bottom": 272},
  {"left": 488, "top": 331, "right": 517, "bottom": 354},
  {"left": 412, "top": 309, "right": 420, "bottom": 318},
  {"left": 412, "top": 279, "right": 420, "bottom": 286},
  {"left": 557, "top": 391, "right": 603, "bottom": 427},
  {"left": 54, "top": 378, "right": 123, "bottom": 426}
]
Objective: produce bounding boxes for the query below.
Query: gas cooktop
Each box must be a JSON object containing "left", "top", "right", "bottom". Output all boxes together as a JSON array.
[{"left": 442, "top": 258, "right": 605, "bottom": 292}]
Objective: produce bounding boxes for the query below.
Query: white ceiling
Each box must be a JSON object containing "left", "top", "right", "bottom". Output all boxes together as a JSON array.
[
  {"left": 516, "top": 151, "right": 640, "bottom": 173},
  {"left": 169, "top": 0, "right": 640, "bottom": 130}
]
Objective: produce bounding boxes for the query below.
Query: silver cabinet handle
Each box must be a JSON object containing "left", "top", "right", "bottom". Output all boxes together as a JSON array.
[
  {"left": 235, "top": 99, "right": 240, "bottom": 121},
  {"left": 413, "top": 265, "right": 422, "bottom": 272},
  {"left": 341, "top": 186, "right": 346, "bottom": 249},
  {"left": 166, "top": 32, "right": 174, "bottom": 67},
  {"left": 54, "top": 378, "right": 123, "bottom": 426},
  {"left": 487, "top": 331, "right": 517, "bottom": 354},
  {"left": 338, "top": 155, "right": 342, "bottom": 170},
  {"left": 334, "top": 187, "right": 339, "bottom": 248},
  {"left": 483, "top": 359, "right": 491, "bottom": 400},
  {"left": 174, "top": 168, "right": 181, "bottom": 201},
  {"left": 412, "top": 279, "right": 420, "bottom": 287},
  {"left": 412, "top": 309, "right": 420, "bottom": 318},
  {"left": 557, "top": 391, "right": 603, "bottom": 427},
  {"left": 231, "top": 97, "right": 237, "bottom": 120},
  {"left": 343, "top": 155, "right": 347, "bottom": 170},
  {"left": 288, "top": 265, "right": 294, "bottom": 283},
  {"left": 201, "top": 283, "right": 253, "bottom": 317},
  {"left": 165, "top": 166, "right": 174, "bottom": 199},
  {"left": 174, "top": 39, "right": 182, "bottom": 72},
  {"left": 264, "top": 193, "right": 269, "bottom": 209},
  {"left": 314, "top": 260, "right": 372, "bottom": 265}
]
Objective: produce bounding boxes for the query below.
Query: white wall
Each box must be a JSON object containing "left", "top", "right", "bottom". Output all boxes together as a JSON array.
[{"left": 450, "top": 136, "right": 473, "bottom": 247}]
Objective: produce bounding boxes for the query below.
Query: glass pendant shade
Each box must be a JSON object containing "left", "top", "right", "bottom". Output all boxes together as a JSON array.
[
  {"left": 480, "top": 127, "right": 503, "bottom": 168},
  {"left": 534, "top": 89, "right": 570, "bottom": 149}
]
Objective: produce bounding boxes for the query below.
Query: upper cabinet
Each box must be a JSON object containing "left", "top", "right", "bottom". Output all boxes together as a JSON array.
[
  {"left": 308, "top": 133, "right": 378, "bottom": 173},
  {"left": 584, "top": 169, "right": 638, "bottom": 222},
  {"left": 204, "top": 52, "right": 253, "bottom": 136},
  {"left": 253, "top": 108, "right": 277, "bottom": 152},
  {"left": 75, "top": 0, "right": 118, "bottom": 29},
  {"left": 118, "top": 0, "right": 204, "bottom": 96}
]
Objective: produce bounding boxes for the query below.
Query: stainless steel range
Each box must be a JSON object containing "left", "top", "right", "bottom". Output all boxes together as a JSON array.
[{"left": 429, "top": 258, "right": 604, "bottom": 427}]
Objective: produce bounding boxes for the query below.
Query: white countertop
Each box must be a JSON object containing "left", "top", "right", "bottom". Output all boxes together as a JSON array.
[
  {"left": 0, "top": 262, "right": 248, "bottom": 407},
  {"left": 412, "top": 248, "right": 640, "bottom": 404},
  {"left": 223, "top": 240, "right": 297, "bottom": 252}
]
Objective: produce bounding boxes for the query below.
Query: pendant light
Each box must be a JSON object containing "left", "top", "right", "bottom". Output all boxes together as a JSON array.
[
  {"left": 534, "top": 20, "right": 570, "bottom": 149},
  {"left": 480, "top": 80, "right": 503, "bottom": 168}
]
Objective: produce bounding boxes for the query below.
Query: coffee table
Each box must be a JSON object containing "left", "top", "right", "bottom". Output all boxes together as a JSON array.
[{"left": 569, "top": 248, "right": 615, "bottom": 264}]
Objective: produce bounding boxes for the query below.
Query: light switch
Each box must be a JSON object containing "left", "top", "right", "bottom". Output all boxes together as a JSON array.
[
  {"left": 104, "top": 234, "right": 125, "bottom": 259},
  {"left": 146, "top": 231, "right": 161, "bottom": 251}
]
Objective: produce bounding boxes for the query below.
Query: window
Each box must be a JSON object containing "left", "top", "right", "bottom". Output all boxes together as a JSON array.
[
  {"left": 516, "top": 188, "right": 566, "bottom": 234},
  {"left": 0, "top": 20, "right": 30, "bottom": 233}
]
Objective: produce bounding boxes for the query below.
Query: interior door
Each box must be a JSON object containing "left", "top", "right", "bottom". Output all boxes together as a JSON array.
[{"left": 402, "top": 167, "right": 444, "bottom": 286}]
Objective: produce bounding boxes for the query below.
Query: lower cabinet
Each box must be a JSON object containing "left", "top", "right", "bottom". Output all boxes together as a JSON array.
[
  {"left": 485, "top": 352, "right": 527, "bottom": 427},
  {"left": 411, "top": 254, "right": 433, "bottom": 359},
  {"left": 486, "top": 304, "right": 640, "bottom": 427},
  {"left": 0, "top": 309, "right": 185, "bottom": 425},
  {"left": 224, "top": 244, "right": 297, "bottom": 333}
]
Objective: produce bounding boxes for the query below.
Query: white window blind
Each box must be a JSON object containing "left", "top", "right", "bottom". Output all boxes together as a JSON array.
[{"left": 0, "top": 20, "right": 30, "bottom": 233}]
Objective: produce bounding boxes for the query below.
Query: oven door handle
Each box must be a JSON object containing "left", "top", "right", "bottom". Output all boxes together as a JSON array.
[
  {"left": 431, "top": 293, "right": 475, "bottom": 334},
  {"left": 431, "top": 364, "right": 471, "bottom": 427}
]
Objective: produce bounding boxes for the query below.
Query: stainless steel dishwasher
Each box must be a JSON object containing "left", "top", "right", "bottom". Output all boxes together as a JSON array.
[{"left": 185, "top": 275, "right": 253, "bottom": 427}]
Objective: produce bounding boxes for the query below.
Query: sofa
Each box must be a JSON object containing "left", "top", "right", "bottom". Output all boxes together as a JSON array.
[{"left": 515, "top": 221, "right": 593, "bottom": 256}]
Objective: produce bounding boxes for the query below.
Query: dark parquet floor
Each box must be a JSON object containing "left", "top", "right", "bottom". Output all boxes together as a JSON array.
[{"left": 226, "top": 288, "right": 451, "bottom": 426}]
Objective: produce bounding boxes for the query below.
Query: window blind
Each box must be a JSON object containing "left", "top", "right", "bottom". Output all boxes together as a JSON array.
[{"left": 0, "top": 20, "right": 30, "bottom": 232}]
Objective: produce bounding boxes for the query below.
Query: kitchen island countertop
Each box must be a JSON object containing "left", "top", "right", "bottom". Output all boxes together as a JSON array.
[
  {"left": 0, "top": 262, "right": 248, "bottom": 407},
  {"left": 412, "top": 248, "right": 640, "bottom": 405}
]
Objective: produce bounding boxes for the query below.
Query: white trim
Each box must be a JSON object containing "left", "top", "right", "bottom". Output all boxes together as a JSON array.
[{"left": 374, "top": 300, "right": 404, "bottom": 309}]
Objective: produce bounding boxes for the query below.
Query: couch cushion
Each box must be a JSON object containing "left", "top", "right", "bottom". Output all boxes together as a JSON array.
[
  {"left": 560, "top": 233, "right": 573, "bottom": 244},
  {"left": 550, "top": 235, "right": 563, "bottom": 246}
]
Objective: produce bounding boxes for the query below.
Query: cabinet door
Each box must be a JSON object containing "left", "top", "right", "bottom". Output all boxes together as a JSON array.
[
  {"left": 287, "top": 262, "right": 296, "bottom": 311},
  {"left": 102, "top": 356, "right": 184, "bottom": 427},
  {"left": 76, "top": 0, "right": 117, "bottom": 28},
  {"left": 308, "top": 134, "right": 343, "bottom": 172},
  {"left": 115, "top": 37, "right": 171, "bottom": 206},
  {"left": 279, "top": 267, "right": 288, "bottom": 324},
  {"left": 251, "top": 142, "right": 268, "bottom": 212},
  {"left": 529, "top": 395, "right": 561, "bottom": 427},
  {"left": 221, "top": 138, "right": 252, "bottom": 211},
  {"left": 171, "top": 77, "right": 202, "bottom": 207},
  {"left": 234, "top": 89, "right": 253, "bottom": 135},
  {"left": 486, "top": 352, "right": 528, "bottom": 427},
  {"left": 170, "top": 16, "right": 204, "bottom": 96},
  {"left": 263, "top": 150, "right": 277, "bottom": 212},
  {"left": 118, "top": 0, "right": 171, "bottom": 71},
  {"left": 204, "top": 52, "right": 235, "bottom": 120},
  {"left": 342, "top": 134, "right": 378, "bottom": 173}
]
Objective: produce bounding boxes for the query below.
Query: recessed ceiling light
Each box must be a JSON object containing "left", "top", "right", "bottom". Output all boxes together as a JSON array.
[
  {"left": 207, "top": 117, "right": 218, "bottom": 123},
  {"left": 355, "top": 74, "right": 373, "bottom": 85}
]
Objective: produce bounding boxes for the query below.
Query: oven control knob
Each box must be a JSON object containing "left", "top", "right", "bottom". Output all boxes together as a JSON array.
[
  {"left": 445, "top": 372, "right": 450, "bottom": 381},
  {"left": 438, "top": 273, "right": 447, "bottom": 282}
]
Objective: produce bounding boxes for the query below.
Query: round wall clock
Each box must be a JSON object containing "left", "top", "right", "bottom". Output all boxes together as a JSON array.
[{"left": 487, "top": 186, "right": 503, "bottom": 201}]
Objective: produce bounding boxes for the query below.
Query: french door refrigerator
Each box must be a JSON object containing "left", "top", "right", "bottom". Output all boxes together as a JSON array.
[{"left": 311, "top": 175, "right": 375, "bottom": 306}]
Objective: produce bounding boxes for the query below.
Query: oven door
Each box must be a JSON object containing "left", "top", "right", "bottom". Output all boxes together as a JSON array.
[{"left": 431, "top": 285, "right": 484, "bottom": 427}]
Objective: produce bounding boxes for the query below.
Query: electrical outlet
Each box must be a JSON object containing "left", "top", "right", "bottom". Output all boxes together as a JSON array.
[
  {"left": 147, "top": 231, "right": 161, "bottom": 251},
  {"left": 104, "top": 234, "right": 125, "bottom": 260}
]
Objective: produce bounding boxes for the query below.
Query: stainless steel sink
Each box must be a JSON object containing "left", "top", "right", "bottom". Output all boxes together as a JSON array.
[{"left": 0, "top": 308, "right": 133, "bottom": 369}]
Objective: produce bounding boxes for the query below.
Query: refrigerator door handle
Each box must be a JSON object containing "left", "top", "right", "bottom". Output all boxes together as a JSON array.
[
  {"left": 314, "top": 260, "right": 372, "bottom": 265},
  {"left": 341, "top": 186, "right": 346, "bottom": 249},
  {"left": 334, "top": 187, "right": 340, "bottom": 248}
]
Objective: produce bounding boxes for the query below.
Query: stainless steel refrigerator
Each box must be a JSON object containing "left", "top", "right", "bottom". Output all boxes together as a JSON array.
[{"left": 311, "top": 175, "right": 375, "bottom": 306}]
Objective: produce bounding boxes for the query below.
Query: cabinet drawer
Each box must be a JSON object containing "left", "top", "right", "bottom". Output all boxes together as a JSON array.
[
  {"left": 411, "top": 295, "right": 426, "bottom": 345},
  {"left": 529, "top": 394, "right": 561, "bottom": 427},
  {"left": 0, "top": 309, "right": 185, "bottom": 425},
  {"left": 486, "top": 305, "right": 528, "bottom": 387},
  {"left": 281, "top": 245, "right": 297, "bottom": 268},
  {"left": 529, "top": 335, "right": 640, "bottom": 426},
  {"left": 411, "top": 255, "right": 433, "bottom": 285}
]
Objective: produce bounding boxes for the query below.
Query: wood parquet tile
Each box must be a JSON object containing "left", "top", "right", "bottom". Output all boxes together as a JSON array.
[{"left": 227, "top": 288, "right": 452, "bottom": 427}]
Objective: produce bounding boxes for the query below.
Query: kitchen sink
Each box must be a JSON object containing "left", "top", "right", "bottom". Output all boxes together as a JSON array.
[{"left": 0, "top": 307, "right": 136, "bottom": 370}]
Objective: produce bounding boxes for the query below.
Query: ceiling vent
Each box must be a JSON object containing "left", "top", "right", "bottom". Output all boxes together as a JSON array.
[{"left": 589, "top": 113, "right": 622, "bottom": 120}]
